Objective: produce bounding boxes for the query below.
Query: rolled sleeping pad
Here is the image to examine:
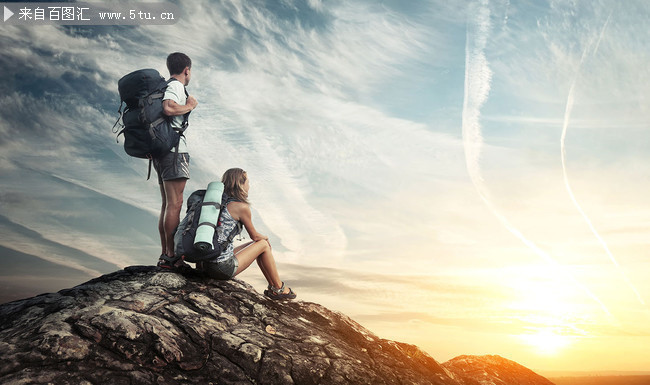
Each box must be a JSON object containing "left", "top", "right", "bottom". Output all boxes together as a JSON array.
[{"left": 193, "top": 181, "right": 224, "bottom": 251}]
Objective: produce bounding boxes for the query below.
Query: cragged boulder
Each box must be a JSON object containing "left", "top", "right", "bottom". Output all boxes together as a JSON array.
[{"left": 0, "top": 266, "right": 459, "bottom": 384}]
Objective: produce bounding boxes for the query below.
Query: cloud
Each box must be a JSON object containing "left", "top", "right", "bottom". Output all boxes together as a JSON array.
[
  {"left": 0, "top": 215, "right": 114, "bottom": 277},
  {"left": 238, "top": 260, "right": 511, "bottom": 322},
  {"left": 0, "top": 0, "right": 467, "bottom": 275},
  {"left": 0, "top": 164, "right": 162, "bottom": 270},
  {"left": 160, "top": 0, "right": 469, "bottom": 263}
]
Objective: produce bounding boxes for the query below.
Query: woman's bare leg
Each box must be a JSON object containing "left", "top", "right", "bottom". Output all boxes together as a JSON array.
[
  {"left": 233, "top": 240, "right": 290, "bottom": 293},
  {"left": 233, "top": 241, "right": 254, "bottom": 254}
]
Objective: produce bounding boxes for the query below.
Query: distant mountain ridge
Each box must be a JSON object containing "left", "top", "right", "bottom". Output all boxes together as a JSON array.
[
  {"left": 444, "top": 355, "right": 555, "bottom": 385},
  {"left": 0, "top": 266, "right": 556, "bottom": 384}
]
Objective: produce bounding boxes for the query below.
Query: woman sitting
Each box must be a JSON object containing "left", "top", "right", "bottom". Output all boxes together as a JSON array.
[{"left": 197, "top": 168, "right": 296, "bottom": 300}]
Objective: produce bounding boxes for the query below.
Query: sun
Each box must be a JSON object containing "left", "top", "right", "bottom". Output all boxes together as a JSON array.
[
  {"left": 501, "top": 265, "right": 590, "bottom": 356},
  {"left": 519, "top": 329, "right": 572, "bottom": 356}
]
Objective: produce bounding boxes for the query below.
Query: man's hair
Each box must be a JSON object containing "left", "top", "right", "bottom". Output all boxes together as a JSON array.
[
  {"left": 222, "top": 168, "right": 249, "bottom": 204},
  {"left": 166, "top": 52, "right": 192, "bottom": 76}
]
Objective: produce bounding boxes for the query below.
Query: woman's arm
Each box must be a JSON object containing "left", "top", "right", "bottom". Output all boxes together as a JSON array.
[{"left": 233, "top": 203, "right": 268, "bottom": 243}]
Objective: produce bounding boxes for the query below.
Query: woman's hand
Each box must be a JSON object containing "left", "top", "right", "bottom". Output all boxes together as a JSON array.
[{"left": 253, "top": 234, "right": 271, "bottom": 249}]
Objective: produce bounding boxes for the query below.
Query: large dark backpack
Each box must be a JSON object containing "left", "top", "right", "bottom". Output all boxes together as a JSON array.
[
  {"left": 174, "top": 190, "right": 242, "bottom": 263},
  {"left": 113, "top": 68, "right": 190, "bottom": 179}
]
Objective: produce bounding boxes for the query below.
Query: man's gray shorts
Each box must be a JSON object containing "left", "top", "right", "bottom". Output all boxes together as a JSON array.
[{"left": 153, "top": 152, "right": 190, "bottom": 184}]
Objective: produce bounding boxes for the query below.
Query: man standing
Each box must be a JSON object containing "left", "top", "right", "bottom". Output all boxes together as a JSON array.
[{"left": 155, "top": 52, "right": 198, "bottom": 269}]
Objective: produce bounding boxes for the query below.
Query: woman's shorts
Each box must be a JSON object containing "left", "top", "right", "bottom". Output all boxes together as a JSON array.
[
  {"left": 153, "top": 152, "right": 190, "bottom": 184},
  {"left": 200, "top": 255, "right": 239, "bottom": 280}
]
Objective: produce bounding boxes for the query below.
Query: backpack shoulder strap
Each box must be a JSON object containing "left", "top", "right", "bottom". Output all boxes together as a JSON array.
[
  {"left": 220, "top": 195, "right": 243, "bottom": 244},
  {"left": 111, "top": 101, "right": 125, "bottom": 134},
  {"left": 165, "top": 78, "right": 191, "bottom": 131}
]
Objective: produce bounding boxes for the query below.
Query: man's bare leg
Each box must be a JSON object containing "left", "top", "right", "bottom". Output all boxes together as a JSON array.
[
  {"left": 158, "top": 183, "right": 167, "bottom": 255},
  {"left": 161, "top": 178, "right": 187, "bottom": 260}
]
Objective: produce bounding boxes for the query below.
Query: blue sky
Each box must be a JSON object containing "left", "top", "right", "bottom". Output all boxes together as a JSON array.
[{"left": 1, "top": 0, "right": 649, "bottom": 373}]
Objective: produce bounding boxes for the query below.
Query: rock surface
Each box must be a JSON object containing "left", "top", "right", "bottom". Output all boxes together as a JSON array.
[
  {"left": 443, "top": 355, "right": 555, "bottom": 385},
  {"left": 0, "top": 266, "right": 556, "bottom": 385}
]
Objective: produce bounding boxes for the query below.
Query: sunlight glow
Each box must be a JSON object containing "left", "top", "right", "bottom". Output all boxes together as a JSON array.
[{"left": 519, "top": 329, "right": 572, "bottom": 356}]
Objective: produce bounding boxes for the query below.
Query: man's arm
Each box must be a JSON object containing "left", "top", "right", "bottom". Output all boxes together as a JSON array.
[{"left": 163, "top": 95, "right": 198, "bottom": 116}]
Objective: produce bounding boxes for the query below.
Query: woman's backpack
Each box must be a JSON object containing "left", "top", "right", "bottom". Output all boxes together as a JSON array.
[{"left": 174, "top": 189, "right": 242, "bottom": 263}]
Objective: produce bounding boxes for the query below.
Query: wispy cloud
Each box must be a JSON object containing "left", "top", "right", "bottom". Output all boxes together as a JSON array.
[
  {"left": 0, "top": 0, "right": 466, "bottom": 273},
  {"left": 164, "top": 0, "right": 467, "bottom": 263}
]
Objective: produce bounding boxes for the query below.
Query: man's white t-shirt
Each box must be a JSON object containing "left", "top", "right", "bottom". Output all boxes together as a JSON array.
[{"left": 162, "top": 79, "right": 188, "bottom": 153}]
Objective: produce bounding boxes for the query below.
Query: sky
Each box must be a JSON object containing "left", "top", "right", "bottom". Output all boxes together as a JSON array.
[{"left": 1, "top": 0, "right": 649, "bottom": 374}]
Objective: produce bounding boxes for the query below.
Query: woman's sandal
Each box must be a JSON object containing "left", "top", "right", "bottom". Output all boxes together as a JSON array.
[{"left": 264, "top": 282, "right": 297, "bottom": 300}]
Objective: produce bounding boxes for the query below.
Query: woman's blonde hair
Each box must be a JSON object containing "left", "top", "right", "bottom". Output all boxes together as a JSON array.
[{"left": 222, "top": 168, "right": 249, "bottom": 204}]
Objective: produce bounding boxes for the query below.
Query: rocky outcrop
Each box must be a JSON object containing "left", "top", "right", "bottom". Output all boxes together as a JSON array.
[
  {"left": 0, "top": 266, "right": 556, "bottom": 385},
  {"left": 0, "top": 266, "right": 457, "bottom": 385},
  {"left": 443, "top": 355, "right": 555, "bottom": 385}
]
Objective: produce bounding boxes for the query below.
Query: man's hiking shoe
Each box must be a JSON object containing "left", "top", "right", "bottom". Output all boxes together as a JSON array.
[
  {"left": 264, "top": 282, "right": 297, "bottom": 300},
  {"left": 157, "top": 254, "right": 193, "bottom": 273},
  {"left": 156, "top": 254, "right": 176, "bottom": 269}
]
